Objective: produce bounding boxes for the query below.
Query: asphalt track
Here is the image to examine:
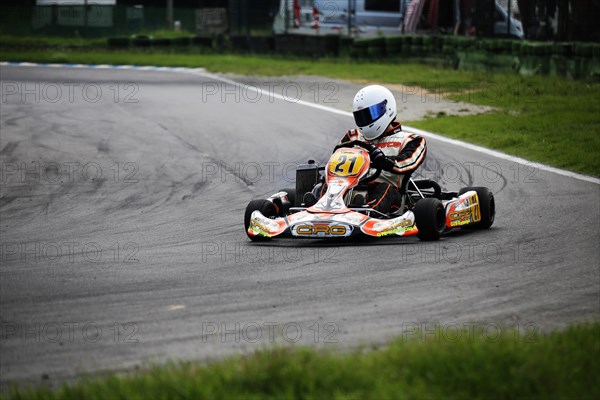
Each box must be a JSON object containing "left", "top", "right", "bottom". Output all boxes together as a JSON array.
[{"left": 0, "top": 65, "right": 599, "bottom": 390}]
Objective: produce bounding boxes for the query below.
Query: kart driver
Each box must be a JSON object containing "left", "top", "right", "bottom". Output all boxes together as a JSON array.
[{"left": 305, "top": 85, "right": 427, "bottom": 214}]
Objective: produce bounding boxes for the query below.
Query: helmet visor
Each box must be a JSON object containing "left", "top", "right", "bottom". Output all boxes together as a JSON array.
[{"left": 353, "top": 100, "right": 387, "bottom": 127}]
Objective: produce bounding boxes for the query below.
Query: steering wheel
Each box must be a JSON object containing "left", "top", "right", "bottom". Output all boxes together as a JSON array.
[{"left": 332, "top": 140, "right": 382, "bottom": 184}]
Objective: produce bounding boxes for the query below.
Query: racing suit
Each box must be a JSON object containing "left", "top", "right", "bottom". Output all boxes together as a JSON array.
[{"left": 337, "top": 121, "right": 427, "bottom": 213}]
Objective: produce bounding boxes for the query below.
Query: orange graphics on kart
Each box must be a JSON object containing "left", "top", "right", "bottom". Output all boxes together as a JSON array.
[{"left": 244, "top": 141, "right": 495, "bottom": 241}]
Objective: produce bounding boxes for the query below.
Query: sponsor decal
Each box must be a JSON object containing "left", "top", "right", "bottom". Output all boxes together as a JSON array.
[
  {"left": 249, "top": 220, "right": 272, "bottom": 237},
  {"left": 328, "top": 151, "right": 367, "bottom": 177},
  {"left": 450, "top": 219, "right": 471, "bottom": 227},
  {"left": 377, "top": 142, "right": 402, "bottom": 149},
  {"left": 376, "top": 219, "right": 415, "bottom": 237},
  {"left": 248, "top": 212, "right": 282, "bottom": 237},
  {"left": 291, "top": 223, "right": 353, "bottom": 237},
  {"left": 448, "top": 195, "right": 481, "bottom": 227}
]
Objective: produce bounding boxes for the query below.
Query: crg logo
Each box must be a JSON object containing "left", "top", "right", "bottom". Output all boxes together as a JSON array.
[
  {"left": 449, "top": 210, "right": 472, "bottom": 221},
  {"left": 292, "top": 224, "right": 352, "bottom": 237}
]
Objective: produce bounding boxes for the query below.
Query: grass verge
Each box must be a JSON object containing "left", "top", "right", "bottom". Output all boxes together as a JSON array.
[
  {"left": 0, "top": 31, "right": 194, "bottom": 47},
  {"left": 1, "top": 49, "right": 599, "bottom": 175},
  {"left": 0, "top": 35, "right": 105, "bottom": 48},
  {"left": 406, "top": 72, "right": 600, "bottom": 175},
  {"left": 4, "top": 323, "right": 599, "bottom": 399}
]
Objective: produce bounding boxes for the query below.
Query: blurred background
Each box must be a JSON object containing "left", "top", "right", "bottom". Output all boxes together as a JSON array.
[
  {"left": 0, "top": 1, "right": 598, "bottom": 80},
  {"left": 1, "top": 0, "right": 598, "bottom": 41}
]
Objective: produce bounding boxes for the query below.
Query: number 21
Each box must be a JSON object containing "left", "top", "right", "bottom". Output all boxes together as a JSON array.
[{"left": 334, "top": 155, "right": 358, "bottom": 174}]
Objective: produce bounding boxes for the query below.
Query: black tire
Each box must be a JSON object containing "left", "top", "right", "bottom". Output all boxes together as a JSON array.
[
  {"left": 414, "top": 198, "right": 446, "bottom": 241},
  {"left": 279, "top": 188, "right": 296, "bottom": 209},
  {"left": 244, "top": 199, "right": 277, "bottom": 241},
  {"left": 458, "top": 187, "right": 495, "bottom": 229}
]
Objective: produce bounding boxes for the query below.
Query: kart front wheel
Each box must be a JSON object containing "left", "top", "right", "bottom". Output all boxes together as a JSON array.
[
  {"left": 244, "top": 199, "right": 277, "bottom": 241},
  {"left": 279, "top": 188, "right": 296, "bottom": 209},
  {"left": 458, "top": 187, "right": 495, "bottom": 229},
  {"left": 414, "top": 198, "right": 446, "bottom": 241}
]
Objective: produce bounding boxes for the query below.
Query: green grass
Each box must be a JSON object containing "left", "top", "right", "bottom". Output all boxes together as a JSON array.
[
  {"left": 4, "top": 323, "right": 599, "bottom": 399},
  {"left": 0, "top": 49, "right": 486, "bottom": 90},
  {"left": 0, "top": 35, "right": 105, "bottom": 48},
  {"left": 408, "top": 74, "right": 600, "bottom": 175},
  {"left": 0, "top": 31, "right": 194, "bottom": 47},
  {"left": 1, "top": 48, "right": 599, "bottom": 175},
  {"left": 135, "top": 29, "right": 195, "bottom": 39}
]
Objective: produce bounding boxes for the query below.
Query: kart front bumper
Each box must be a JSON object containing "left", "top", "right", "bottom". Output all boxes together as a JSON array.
[{"left": 247, "top": 210, "right": 419, "bottom": 240}]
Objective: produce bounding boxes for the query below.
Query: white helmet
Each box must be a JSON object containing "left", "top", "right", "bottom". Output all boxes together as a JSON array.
[{"left": 352, "top": 85, "right": 397, "bottom": 140}]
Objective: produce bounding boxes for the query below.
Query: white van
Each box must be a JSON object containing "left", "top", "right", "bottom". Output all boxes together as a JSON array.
[
  {"left": 273, "top": 0, "right": 523, "bottom": 39},
  {"left": 494, "top": 1, "right": 524, "bottom": 39},
  {"left": 273, "top": 0, "right": 404, "bottom": 36}
]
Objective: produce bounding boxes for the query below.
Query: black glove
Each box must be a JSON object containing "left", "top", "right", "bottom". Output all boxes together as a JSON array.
[{"left": 369, "top": 147, "right": 387, "bottom": 170}]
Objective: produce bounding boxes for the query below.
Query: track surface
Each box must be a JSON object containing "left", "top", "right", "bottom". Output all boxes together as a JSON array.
[{"left": 1, "top": 65, "right": 599, "bottom": 389}]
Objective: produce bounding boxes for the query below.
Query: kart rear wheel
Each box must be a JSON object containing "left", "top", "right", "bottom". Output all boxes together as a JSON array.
[
  {"left": 244, "top": 199, "right": 277, "bottom": 241},
  {"left": 458, "top": 187, "right": 495, "bottom": 229},
  {"left": 414, "top": 198, "right": 446, "bottom": 241}
]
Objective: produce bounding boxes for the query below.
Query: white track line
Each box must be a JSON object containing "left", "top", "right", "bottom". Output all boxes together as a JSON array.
[
  {"left": 194, "top": 70, "right": 600, "bottom": 185},
  {"left": 2, "top": 61, "right": 598, "bottom": 185}
]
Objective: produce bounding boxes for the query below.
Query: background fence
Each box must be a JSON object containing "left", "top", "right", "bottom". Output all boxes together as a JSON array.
[
  {"left": 1, "top": 1, "right": 599, "bottom": 41},
  {"left": 0, "top": 2, "right": 598, "bottom": 80},
  {"left": 0, "top": 3, "right": 277, "bottom": 38}
]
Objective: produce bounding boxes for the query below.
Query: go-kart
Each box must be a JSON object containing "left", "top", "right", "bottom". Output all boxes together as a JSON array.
[{"left": 244, "top": 141, "right": 495, "bottom": 241}]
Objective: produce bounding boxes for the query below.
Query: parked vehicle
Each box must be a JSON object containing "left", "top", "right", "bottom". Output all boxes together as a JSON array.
[{"left": 272, "top": 0, "right": 523, "bottom": 39}]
